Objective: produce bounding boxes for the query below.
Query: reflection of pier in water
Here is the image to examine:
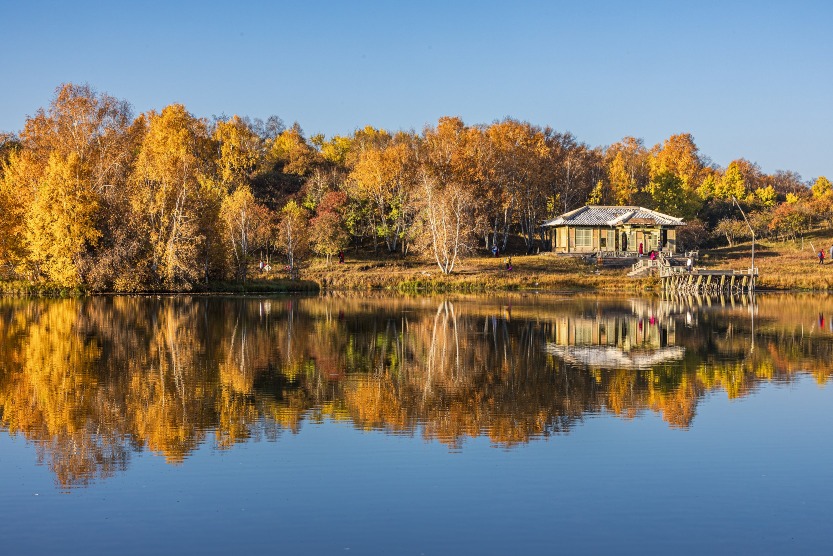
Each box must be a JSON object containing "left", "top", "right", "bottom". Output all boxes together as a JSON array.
[{"left": 659, "top": 291, "right": 756, "bottom": 315}]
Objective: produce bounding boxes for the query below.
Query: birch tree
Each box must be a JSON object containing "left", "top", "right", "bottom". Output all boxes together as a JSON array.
[
  {"left": 415, "top": 174, "right": 480, "bottom": 274},
  {"left": 277, "top": 200, "right": 310, "bottom": 279},
  {"left": 130, "top": 104, "right": 214, "bottom": 289},
  {"left": 220, "top": 185, "right": 273, "bottom": 281}
]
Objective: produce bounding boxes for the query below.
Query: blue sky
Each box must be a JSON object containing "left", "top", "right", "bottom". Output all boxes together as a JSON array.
[{"left": 3, "top": 0, "right": 831, "bottom": 179}]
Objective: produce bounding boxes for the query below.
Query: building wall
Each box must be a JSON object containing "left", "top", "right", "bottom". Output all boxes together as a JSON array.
[{"left": 550, "top": 225, "right": 679, "bottom": 253}]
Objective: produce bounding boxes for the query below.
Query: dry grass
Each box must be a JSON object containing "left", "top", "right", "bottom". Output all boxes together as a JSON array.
[
  {"left": 302, "top": 252, "right": 656, "bottom": 293},
  {"left": 0, "top": 280, "right": 85, "bottom": 297},
  {"left": 703, "top": 232, "right": 833, "bottom": 290}
]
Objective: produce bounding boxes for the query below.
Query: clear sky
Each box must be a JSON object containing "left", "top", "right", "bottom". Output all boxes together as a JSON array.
[{"left": 3, "top": 0, "right": 831, "bottom": 180}]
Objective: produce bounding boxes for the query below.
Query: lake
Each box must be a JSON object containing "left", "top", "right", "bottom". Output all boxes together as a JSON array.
[{"left": 1, "top": 293, "right": 831, "bottom": 554}]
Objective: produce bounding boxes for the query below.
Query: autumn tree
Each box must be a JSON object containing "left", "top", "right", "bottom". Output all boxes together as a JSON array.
[
  {"left": 129, "top": 104, "right": 216, "bottom": 289},
  {"left": 714, "top": 161, "right": 747, "bottom": 199},
  {"left": 646, "top": 172, "right": 688, "bottom": 217},
  {"left": 277, "top": 200, "right": 310, "bottom": 278},
  {"left": 713, "top": 218, "right": 747, "bottom": 247},
  {"left": 770, "top": 170, "right": 805, "bottom": 197},
  {"left": 309, "top": 191, "right": 349, "bottom": 265},
  {"left": 213, "top": 115, "right": 263, "bottom": 190},
  {"left": 649, "top": 134, "right": 704, "bottom": 191},
  {"left": 268, "top": 123, "right": 319, "bottom": 177},
  {"left": 347, "top": 133, "right": 418, "bottom": 253},
  {"left": 769, "top": 201, "right": 809, "bottom": 242},
  {"left": 220, "top": 185, "right": 274, "bottom": 281},
  {"left": 414, "top": 174, "right": 481, "bottom": 274},
  {"left": 646, "top": 134, "right": 704, "bottom": 218},
  {"left": 0, "top": 151, "right": 34, "bottom": 275},
  {"left": 482, "top": 119, "right": 553, "bottom": 251},
  {"left": 606, "top": 137, "right": 649, "bottom": 206},
  {"left": 26, "top": 153, "right": 101, "bottom": 286},
  {"left": 2, "top": 83, "right": 135, "bottom": 286},
  {"left": 0, "top": 132, "right": 18, "bottom": 167},
  {"left": 811, "top": 176, "right": 832, "bottom": 199},
  {"left": 753, "top": 185, "right": 778, "bottom": 208},
  {"left": 548, "top": 133, "right": 603, "bottom": 215}
]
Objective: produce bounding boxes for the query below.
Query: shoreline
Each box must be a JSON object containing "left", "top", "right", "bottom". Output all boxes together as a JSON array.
[{"left": 8, "top": 238, "right": 833, "bottom": 296}]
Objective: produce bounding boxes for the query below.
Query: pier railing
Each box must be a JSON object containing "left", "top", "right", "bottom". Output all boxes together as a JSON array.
[{"left": 660, "top": 266, "right": 757, "bottom": 294}]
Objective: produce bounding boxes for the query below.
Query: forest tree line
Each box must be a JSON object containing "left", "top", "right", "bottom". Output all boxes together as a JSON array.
[{"left": 0, "top": 83, "right": 830, "bottom": 291}]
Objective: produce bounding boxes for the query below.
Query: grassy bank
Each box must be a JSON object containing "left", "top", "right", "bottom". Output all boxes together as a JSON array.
[
  {"left": 304, "top": 253, "right": 657, "bottom": 293},
  {"left": 14, "top": 237, "right": 833, "bottom": 296},
  {"left": 699, "top": 232, "right": 833, "bottom": 291},
  {"left": 0, "top": 278, "right": 319, "bottom": 297},
  {"left": 305, "top": 234, "right": 833, "bottom": 293},
  {"left": 0, "top": 280, "right": 86, "bottom": 297}
]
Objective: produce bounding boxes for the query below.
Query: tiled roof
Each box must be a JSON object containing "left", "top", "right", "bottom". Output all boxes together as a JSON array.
[{"left": 541, "top": 206, "right": 684, "bottom": 227}]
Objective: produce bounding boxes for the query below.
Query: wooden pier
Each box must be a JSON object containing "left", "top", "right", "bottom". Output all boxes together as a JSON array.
[
  {"left": 660, "top": 266, "right": 757, "bottom": 294},
  {"left": 628, "top": 252, "right": 759, "bottom": 294}
]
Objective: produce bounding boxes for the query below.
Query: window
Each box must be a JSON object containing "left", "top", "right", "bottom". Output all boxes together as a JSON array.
[
  {"left": 600, "top": 230, "right": 614, "bottom": 250},
  {"left": 576, "top": 228, "right": 592, "bottom": 248}
]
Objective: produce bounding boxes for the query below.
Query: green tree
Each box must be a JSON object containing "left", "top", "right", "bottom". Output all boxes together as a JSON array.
[{"left": 646, "top": 171, "right": 698, "bottom": 218}]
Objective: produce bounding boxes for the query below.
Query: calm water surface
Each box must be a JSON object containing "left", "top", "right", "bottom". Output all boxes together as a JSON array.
[{"left": 1, "top": 293, "right": 831, "bottom": 554}]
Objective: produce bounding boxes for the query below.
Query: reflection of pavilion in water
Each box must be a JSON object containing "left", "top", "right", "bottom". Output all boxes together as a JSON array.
[{"left": 546, "top": 299, "right": 685, "bottom": 369}]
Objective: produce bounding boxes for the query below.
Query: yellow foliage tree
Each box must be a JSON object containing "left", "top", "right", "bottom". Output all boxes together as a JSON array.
[
  {"left": 26, "top": 153, "right": 101, "bottom": 286},
  {"left": 130, "top": 104, "right": 214, "bottom": 289},
  {"left": 606, "top": 137, "right": 648, "bottom": 205},
  {"left": 220, "top": 185, "right": 274, "bottom": 281},
  {"left": 213, "top": 115, "right": 262, "bottom": 189},
  {"left": 811, "top": 176, "right": 832, "bottom": 199},
  {"left": 714, "top": 161, "right": 747, "bottom": 199}
]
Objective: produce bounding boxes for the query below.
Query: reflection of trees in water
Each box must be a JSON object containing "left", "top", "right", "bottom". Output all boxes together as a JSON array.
[{"left": 0, "top": 294, "right": 831, "bottom": 488}]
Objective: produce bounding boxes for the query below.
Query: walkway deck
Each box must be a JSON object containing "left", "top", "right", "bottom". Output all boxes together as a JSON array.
[
  {"left": 659, "top": 266, "right": 758, "bottom": 294},
  {"left": 628, "top": 253, "right": 758, "bottom": 293}
]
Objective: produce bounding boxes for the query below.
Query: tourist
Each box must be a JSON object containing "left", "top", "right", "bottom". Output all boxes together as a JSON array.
[
  {"left": 819, "top": 250, "right": 825, "bottom": 265},
  {"left": 686, "top": 257, "right": 693, "bottom": 272}
]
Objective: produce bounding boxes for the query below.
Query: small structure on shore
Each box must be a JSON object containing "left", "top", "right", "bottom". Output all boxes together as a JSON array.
[
  {"left": 542, "top": 205, "right": 684, "bottom": 255},
  {"left": 659, "top": 265, "right": 757, "bottom": 294},
  {"left": 630, "top": 252, "right": 758, "bottom": 294}
]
